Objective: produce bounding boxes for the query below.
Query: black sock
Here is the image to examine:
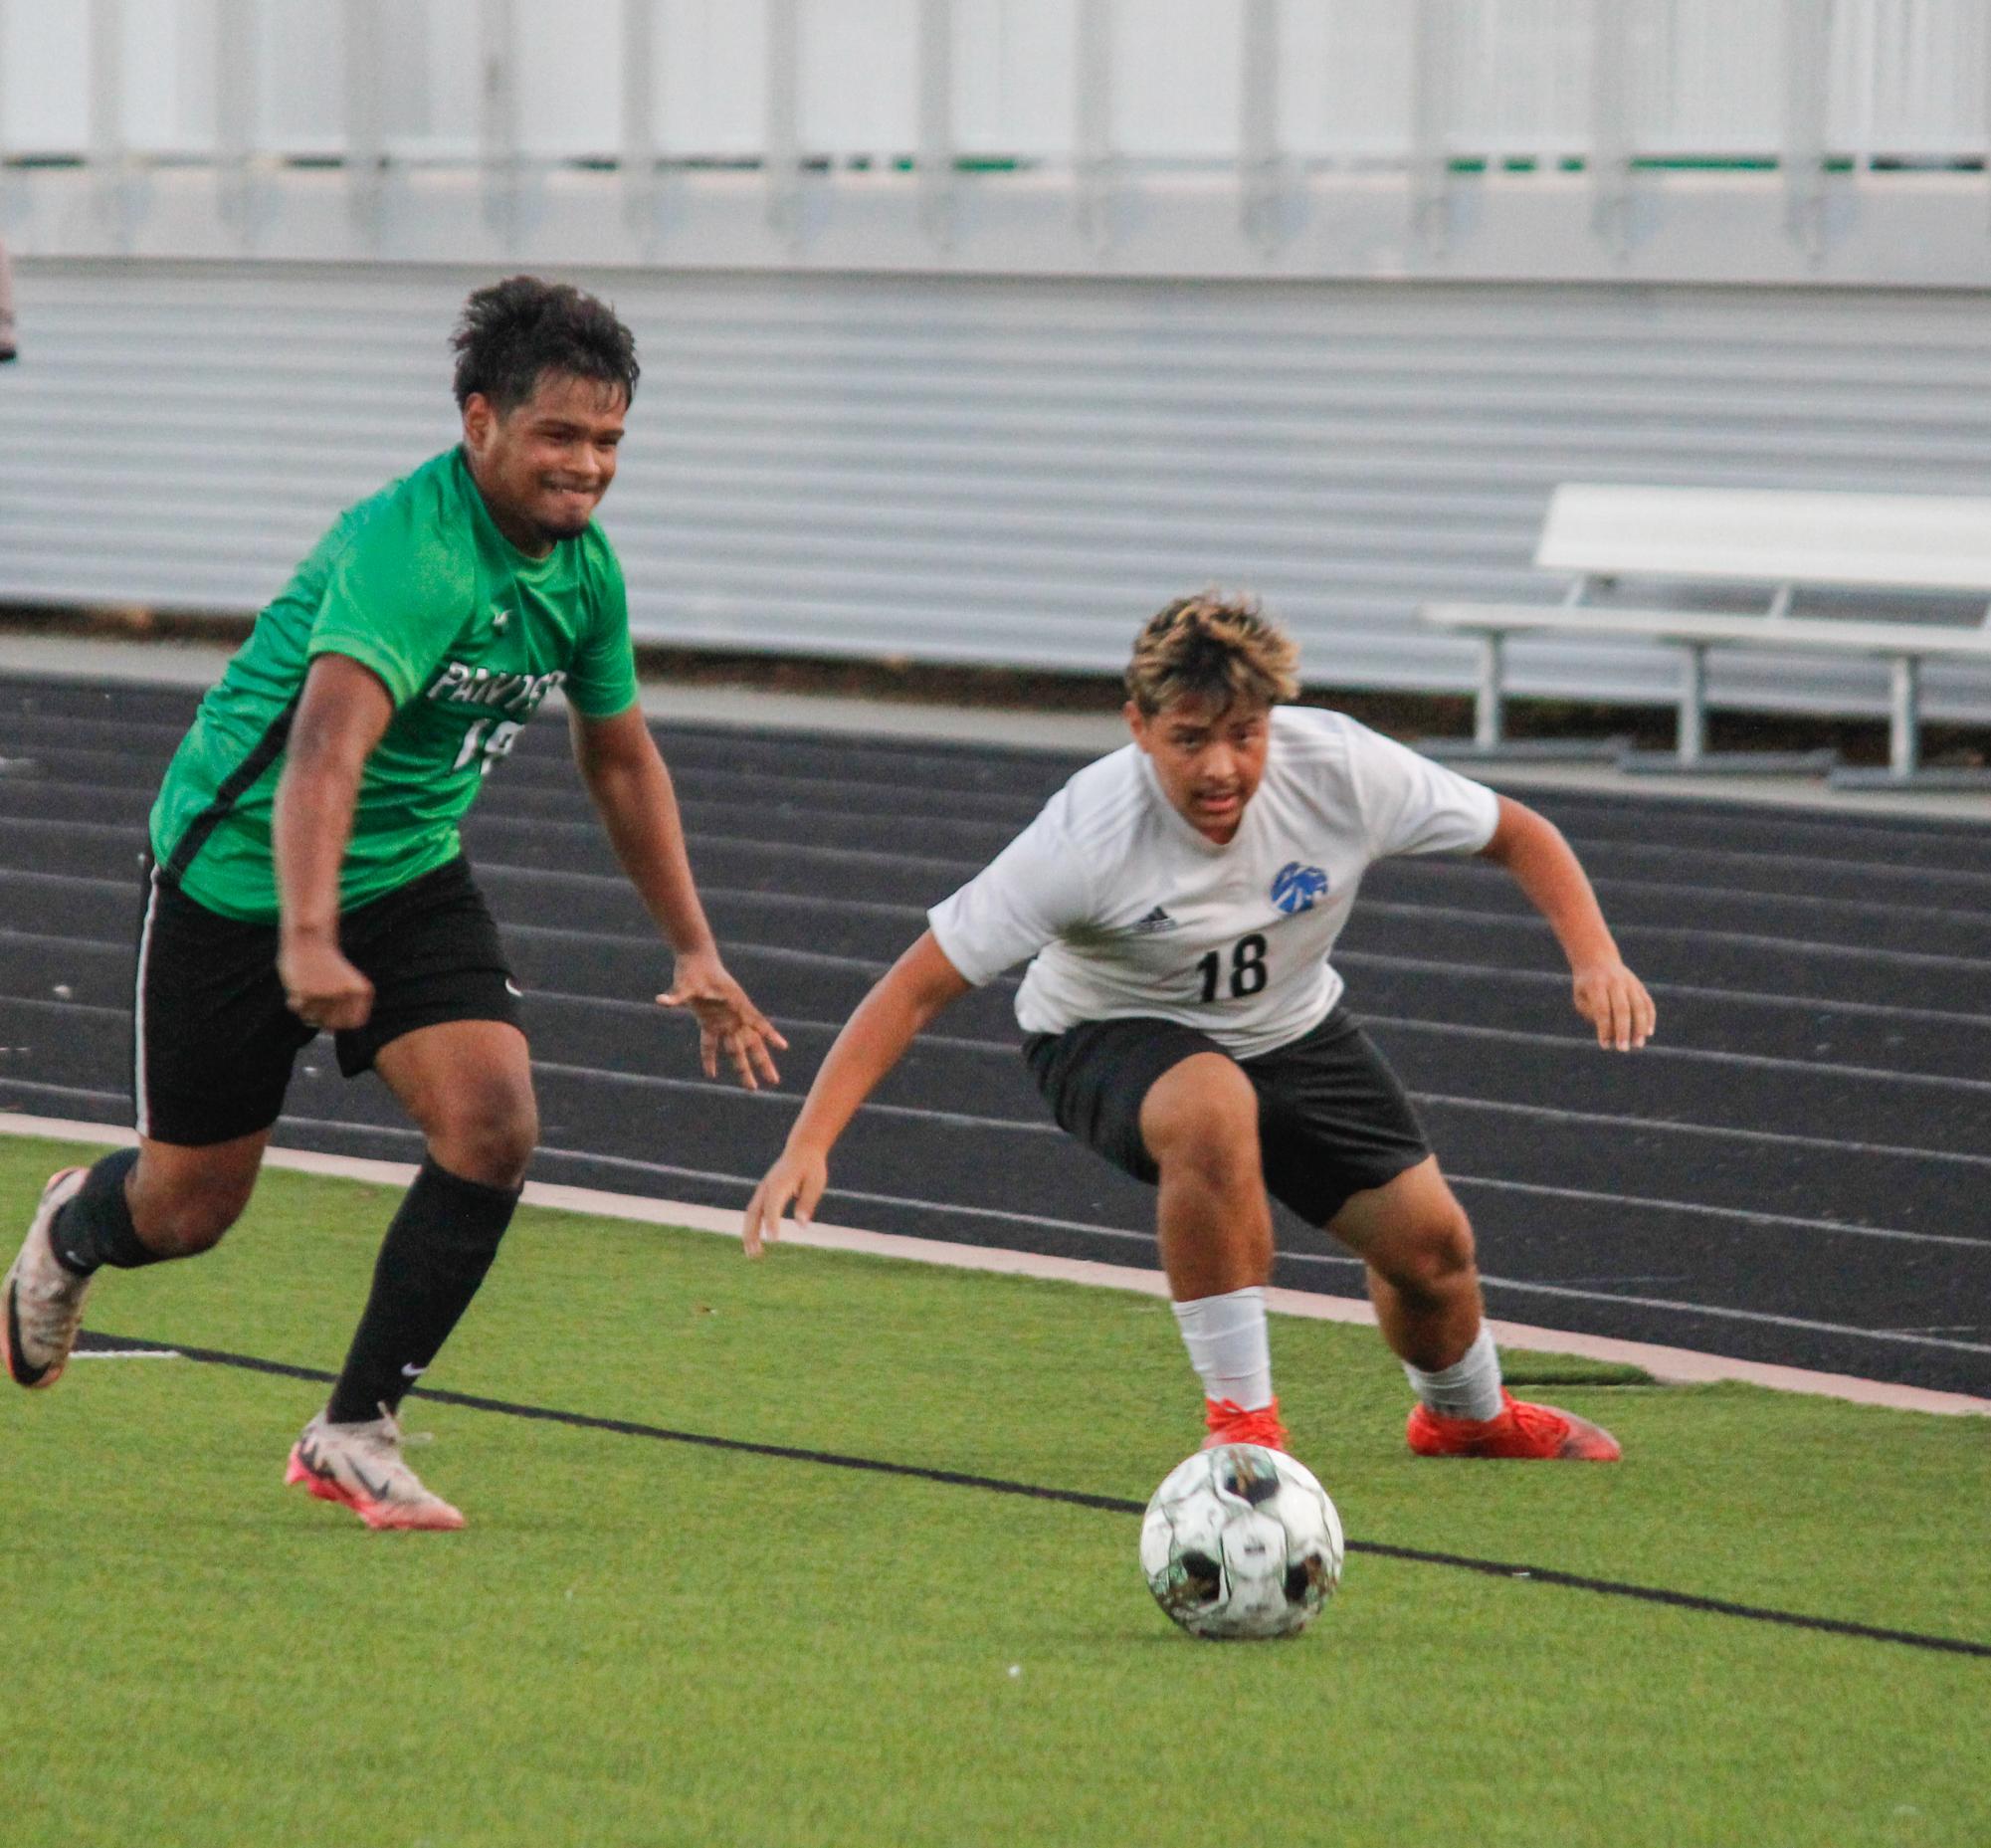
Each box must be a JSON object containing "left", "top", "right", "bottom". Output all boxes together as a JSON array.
[
  {"left": 323, "top": 1157, "right": 519, "bottom": 1425},
  {"left": 51, "top": 1148, "right": 159, "bottom": 1277}
]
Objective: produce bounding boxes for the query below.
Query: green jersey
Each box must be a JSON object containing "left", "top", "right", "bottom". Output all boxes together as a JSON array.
[{"left": 149, "top": 447, "right": 639, "bottom": 922}]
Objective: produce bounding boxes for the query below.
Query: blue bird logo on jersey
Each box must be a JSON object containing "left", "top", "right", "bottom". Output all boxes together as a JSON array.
[{"left": 1271, "top": 862, "right": 1329, "bottom": 915}]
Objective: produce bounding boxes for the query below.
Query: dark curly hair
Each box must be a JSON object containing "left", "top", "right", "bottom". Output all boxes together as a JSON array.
[{"left": 450, "top": 275, "right": 640, "bottom": 414}]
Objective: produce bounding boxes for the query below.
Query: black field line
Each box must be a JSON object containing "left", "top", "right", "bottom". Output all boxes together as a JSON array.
[{"left": 88, "top": 1328, "right": 1991, "bottom": 1662}]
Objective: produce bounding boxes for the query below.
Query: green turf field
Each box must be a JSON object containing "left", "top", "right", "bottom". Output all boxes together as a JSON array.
[{"left": 2, "top": 1134, "right": 1985, "bottom": 1848}]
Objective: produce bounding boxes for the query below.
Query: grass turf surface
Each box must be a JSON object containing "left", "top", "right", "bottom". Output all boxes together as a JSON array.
[{"left": 2, "top": 1134, "right": 1985, "bottom": 1848}]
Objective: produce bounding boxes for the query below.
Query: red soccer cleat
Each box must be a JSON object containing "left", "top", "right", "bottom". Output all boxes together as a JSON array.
[
  {"left": 1407, "top": 1389, "right": 1621, "bottom": 1461},
  {"left": 1202, "top": 1395, "right": 1290, "bottom": 1453}
]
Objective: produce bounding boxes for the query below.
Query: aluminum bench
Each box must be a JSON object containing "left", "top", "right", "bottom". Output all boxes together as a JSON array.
[{"left": 1420, "top": 484, "right": 1991, "bottom": 788}]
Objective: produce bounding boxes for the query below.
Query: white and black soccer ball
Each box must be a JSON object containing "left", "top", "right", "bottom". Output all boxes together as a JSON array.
[{"left": 1139, "top": 1444, "right": 1344, "bottom": 1640}]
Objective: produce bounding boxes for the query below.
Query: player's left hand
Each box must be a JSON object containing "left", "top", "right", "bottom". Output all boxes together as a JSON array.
[
  {"left": 658, "top": 950, "right": 789, "bottom": 1089},
  {"left": 1571, "top": 957, "right": 1656, "bottom": 1051}
]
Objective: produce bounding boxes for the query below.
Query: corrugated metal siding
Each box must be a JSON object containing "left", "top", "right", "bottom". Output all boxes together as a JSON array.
[{"left": 9, "top": 260, "right": 1991, "bottom": 721}]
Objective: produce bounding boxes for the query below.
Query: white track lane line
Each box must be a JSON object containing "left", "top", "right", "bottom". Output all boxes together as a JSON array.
[{"left": 4, "top": 1110, "right": 1983, "bottom": 1419}]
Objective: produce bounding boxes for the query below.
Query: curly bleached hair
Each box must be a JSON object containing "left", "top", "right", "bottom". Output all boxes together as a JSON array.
[{"left": 1124, "top": 592, "right": 1300, "bottom": 717}]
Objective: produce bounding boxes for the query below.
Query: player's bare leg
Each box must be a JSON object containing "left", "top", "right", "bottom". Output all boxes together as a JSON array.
[
  {"left": 1138, "top": 1053, "right": 1288, "bottom": 1451},
  {"left": 376, "top": 1018, "right": 540, "bottom": 1194},
  {"left": 287, "top": 1020, "right": 536, "bottom": 1531},
  {"left": 127, "top": 1131, "right": 271, "bottom": 1255},
  {"left": 1329, "top": 1156, "right": 1620, "bottom": 1461},
  {"left": 1327, "top": 1156, "right": 1483, "bottom": 1369},
  {"left": 4, "top": 1129, "right": 267, "bottom": 1388}
]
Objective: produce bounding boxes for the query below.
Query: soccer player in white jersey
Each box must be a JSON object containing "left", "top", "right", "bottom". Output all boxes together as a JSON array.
[{"left": 744, "top": 595, "right": 1656, "bottom": 1461}]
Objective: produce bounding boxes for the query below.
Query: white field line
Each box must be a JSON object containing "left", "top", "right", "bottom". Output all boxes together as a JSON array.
[
  {"left": 71, "top": 1349, "right": 182, "bottom": 1360},
  {"left": 5, "top": 1110, "right": 1985, "bottom": 1420}
]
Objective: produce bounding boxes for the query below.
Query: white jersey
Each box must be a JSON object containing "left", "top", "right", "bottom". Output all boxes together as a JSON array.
[{"left": 927, "top": 707, "right": 1499, "bottom": 1060}]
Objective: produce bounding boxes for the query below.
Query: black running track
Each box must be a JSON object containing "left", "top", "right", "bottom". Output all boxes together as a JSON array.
[{"left": 2, "top": 674, "right": 1987, "bottom": 1398}]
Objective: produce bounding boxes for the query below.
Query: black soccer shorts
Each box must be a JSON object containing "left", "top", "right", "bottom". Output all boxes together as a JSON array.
[
  {"left": 1022, "top": 1005, "right": 1431, "bottom": 1227},
  {"left": 132, "top": 856, "right": 522, "bottom": 1147}
]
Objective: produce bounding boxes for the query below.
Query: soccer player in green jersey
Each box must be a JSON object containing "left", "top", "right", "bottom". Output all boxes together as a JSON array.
[{"left": 2, "top": 276, "right": 786, "bottom": 1530}]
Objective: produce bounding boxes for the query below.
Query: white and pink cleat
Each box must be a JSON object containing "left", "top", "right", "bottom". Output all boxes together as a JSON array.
[{"left": 286, "top": 1407, "right": 466, "bottom": 1531}]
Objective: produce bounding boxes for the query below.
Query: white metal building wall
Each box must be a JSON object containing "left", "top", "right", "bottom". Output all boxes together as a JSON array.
[
  {"left": 7, "top": 0, "right": 1987, "bottom": 167},
  {"left": 9, "top": 258, "right": 1991, "bottom": 721}
]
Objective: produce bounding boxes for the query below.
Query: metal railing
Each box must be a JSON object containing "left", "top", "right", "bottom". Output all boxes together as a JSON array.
[{"left": 2, "top": 0, "right": 1986, "bottom": 220}]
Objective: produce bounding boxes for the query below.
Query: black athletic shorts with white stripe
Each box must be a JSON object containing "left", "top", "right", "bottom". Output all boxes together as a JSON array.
[
  {"left": 1022, "top": 1005, "right": 1430, "bottom": 1228},
  {"left": 132, "top": 855, "right": 521, "bottom": 1147}
]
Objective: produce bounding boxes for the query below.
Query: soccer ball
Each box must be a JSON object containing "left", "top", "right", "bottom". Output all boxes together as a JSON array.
[{"left": 1139, "top": 1444, "right": 1344, "bottom": 1640}]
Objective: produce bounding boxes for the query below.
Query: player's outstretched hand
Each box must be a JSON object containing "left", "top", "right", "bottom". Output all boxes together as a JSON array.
[
  {"left": 657, "top": 948, "right": 789, "bottom": 1090},
  {"left": 279, "top": 934, "right": 376, "bottom": 1033},
  {"left": 742, "top": 1145, "right": 827, "bottom": 1258},
  {"left": 1572, "top": 957, "right": 1656, "bottom": 1051}
]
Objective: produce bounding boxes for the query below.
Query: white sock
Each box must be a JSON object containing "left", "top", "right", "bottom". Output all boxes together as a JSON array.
[
  {"left": 1171, "top": 1286, "right": 1275, "bottom": 1410},
  {"left": 1404, "top": 1327, "right": 1504, "bottom": 1421}
]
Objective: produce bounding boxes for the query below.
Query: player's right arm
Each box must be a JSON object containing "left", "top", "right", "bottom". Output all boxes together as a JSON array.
[
  {"left": 272, "top": 653, "right": 395, "bottom": 1032},
  {"left": 742, "top": 931, "right": 970, "bottom": 1256}
]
